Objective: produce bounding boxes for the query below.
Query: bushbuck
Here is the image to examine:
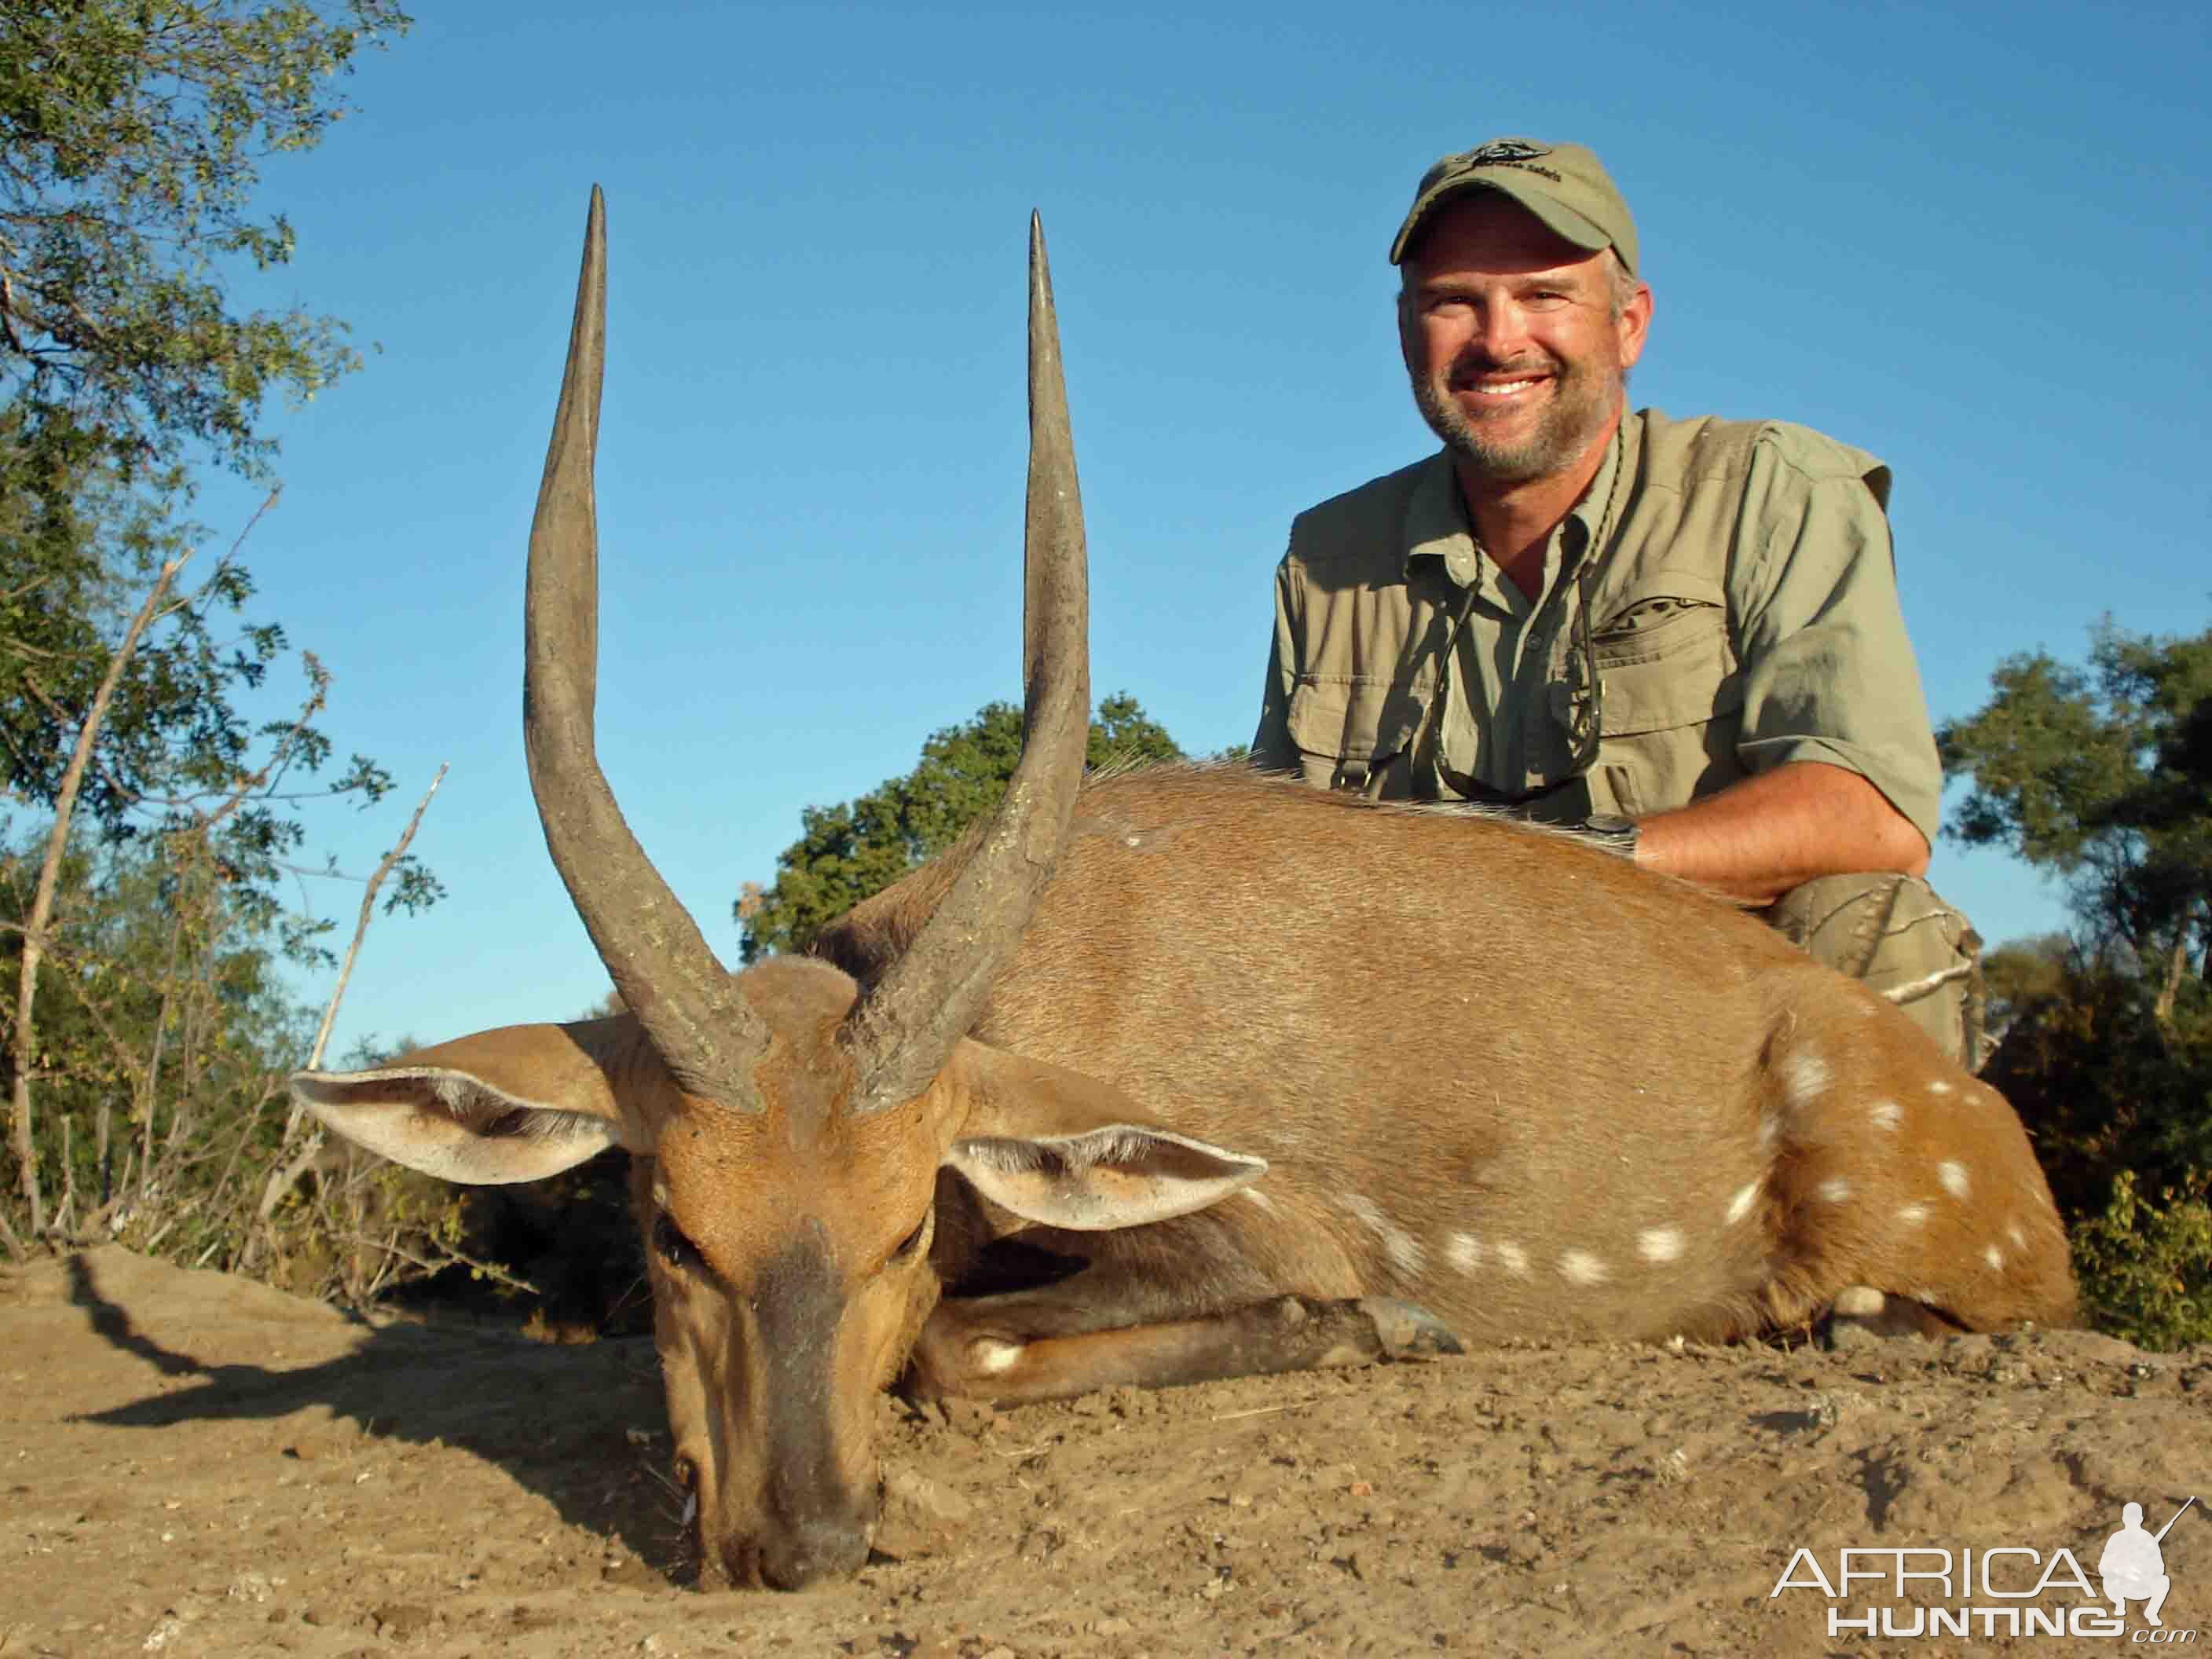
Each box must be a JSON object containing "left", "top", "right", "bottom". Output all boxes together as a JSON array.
[{"left": 293, "top": 191, "right": 2076, "bottom": 1592}]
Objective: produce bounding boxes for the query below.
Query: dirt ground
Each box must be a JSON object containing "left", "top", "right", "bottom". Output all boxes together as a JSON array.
[{"left": 2, "top": 1247, "right": 2203, "bottom": 1659}]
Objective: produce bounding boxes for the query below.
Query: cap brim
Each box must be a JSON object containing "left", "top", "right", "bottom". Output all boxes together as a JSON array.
[{"left": 1390, "top": 179, "right": 1613, "bottom": 266}]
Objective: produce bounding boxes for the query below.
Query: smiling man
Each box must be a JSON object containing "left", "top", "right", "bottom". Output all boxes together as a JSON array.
[{"left": 1251, "top": 138, "right": 1986, "bottom": 1066}]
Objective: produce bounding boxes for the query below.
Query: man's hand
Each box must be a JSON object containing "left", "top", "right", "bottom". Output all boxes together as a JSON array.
[{"left": 1632, "top": 760, "right": 1928, "bottom": 906}]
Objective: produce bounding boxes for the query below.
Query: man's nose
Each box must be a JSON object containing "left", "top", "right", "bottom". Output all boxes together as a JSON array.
[{"left": 1474, "top": 297, "right": 1529, "bottom": 360}]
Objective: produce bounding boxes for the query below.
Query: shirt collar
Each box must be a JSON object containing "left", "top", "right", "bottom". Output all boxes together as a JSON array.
[{"left": 1401, "top": 426, "right": 1623, "bottom": 589}]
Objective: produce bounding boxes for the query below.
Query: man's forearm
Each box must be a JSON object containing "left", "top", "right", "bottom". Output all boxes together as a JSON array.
[{"left": 1632, "top": 760, "right": 1930, "bottom": 905}]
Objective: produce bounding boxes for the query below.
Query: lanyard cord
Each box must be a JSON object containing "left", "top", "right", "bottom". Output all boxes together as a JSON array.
[{"left": 1426, "top": 430, "right": 1632, "bottom": 806}]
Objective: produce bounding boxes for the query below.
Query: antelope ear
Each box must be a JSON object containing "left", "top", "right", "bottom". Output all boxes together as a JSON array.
[
  {"left": 288, "top": 1017, "right": 652, "bottom": 1185},
  {"left": 938, "top": 1039, "right": 1266, "bottom": 1229},
  {"left": 948, "top": 1125, "right": 1268, "bottom": 1230}
]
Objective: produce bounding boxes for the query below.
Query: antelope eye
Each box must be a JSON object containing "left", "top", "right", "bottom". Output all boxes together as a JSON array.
[
  {"left": 890, "top": 1206, "right": 934, "bottom": 1263},
  {"left": 653, "top": 1212, "right": 701, "bottom": 1272}
]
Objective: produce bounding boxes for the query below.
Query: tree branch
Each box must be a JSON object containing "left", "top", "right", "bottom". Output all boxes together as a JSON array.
[
  {"left": 256, "top": 761, "right": 448, "bottom": 1225},
  {"left": 9, "top": 548, "right": 196, "bottom": 1237}
]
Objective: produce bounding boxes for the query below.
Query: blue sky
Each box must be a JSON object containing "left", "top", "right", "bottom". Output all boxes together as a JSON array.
[{"left": 176, "top": 0, "right": 2210, "bottom": 1060}]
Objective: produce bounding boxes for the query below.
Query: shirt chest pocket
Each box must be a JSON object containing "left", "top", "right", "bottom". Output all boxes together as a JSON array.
[
  {"left": 1285, "top": 676, "right": 1426, "bottom": 798},
  {"left": 1586, "top": 573, "right": 1746, "bottom": 814}
]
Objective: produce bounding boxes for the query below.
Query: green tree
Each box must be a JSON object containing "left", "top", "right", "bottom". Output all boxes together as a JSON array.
[
  {"left": 1979, "top": 932, "right": 2071, "bottom": 1037},
  {"left": 1940, "top": 621, "right": 2210, "bottom": 1023},
  {"left": 0, "top": 0, "right": 423, "bottom": 889},
  {"left": 0, "top": 2, "right": 434, "bottom": 1258},
  {"left": 2, "top": 0, "right": 412, "bottom": 485},
  {"left": 0, "top": 1, "right": 415, "bottom": 843},
  {"left": 737, "top": 693, "right": 1184, "bottom": 961},
  {"left": 1940, "top": 620, "right": 2212, "bottom": 1346}
]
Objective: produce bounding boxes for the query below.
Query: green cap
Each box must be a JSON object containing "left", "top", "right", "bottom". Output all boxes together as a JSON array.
[{"left": 1390, "top": 138, "right": 1638, "bottom": 275}]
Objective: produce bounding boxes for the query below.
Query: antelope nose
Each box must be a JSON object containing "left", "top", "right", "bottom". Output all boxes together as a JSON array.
[{"left": 756, "top": 1515, "right": 871, "bottom": 1591}]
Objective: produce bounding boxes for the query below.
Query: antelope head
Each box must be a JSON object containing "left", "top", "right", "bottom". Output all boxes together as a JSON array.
[{"left": 290, "top": 192, "right": 1253, "bottom": 1588}]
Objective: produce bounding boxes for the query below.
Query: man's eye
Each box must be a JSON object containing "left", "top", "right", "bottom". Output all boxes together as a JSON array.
[{"left": 653, "top": 1213, "right": 700, "bottom": 1271}]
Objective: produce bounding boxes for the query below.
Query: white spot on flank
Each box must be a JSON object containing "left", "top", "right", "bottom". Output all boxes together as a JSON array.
[
  {"left": 1817, "top": 1177, "right": 1851, "bottom": 1203},
  {"left": 1937, "top": 1160, "right": 1970, "bottom": 1199},
  {"left": 1494, "top": 1240, "right": 1530, "bottom": 1276},
  {"left": 1725, "top": 1181, "right": 1762, "bottom": 1226},
  {"left": 1983, "top": 1245, "right": 2004, "bottom": 1271},
  {"left": 971, "top": 1337, "right": 1023, "bottom": 1375},
  {"left": 1558, "top": 1249, "right": 1610, "bottom": 1286},
  {"left": 1342, "top": 1194, "right": 1428, "bottom": 1279},
  {"left": 1928, "top": 1079, "right": 1954, "bottom": 1097},
  {"left": 1445, "top": 1232, "right": 1482, "bottom": 1273},
  {"left": 1637, "top": 1226, "right": 1683, "bottom": 1264},
  {"left": 1832, "top": 1285, "right": 1885, "bottom": 1317},
  {"left": 1782, "top": 1050, "right": 1832, "bottom": 1114},
  {"left": 1240, "top": 1187, "right": 1276, "bottom": 1213},
  {"left": 1897, "top": 1203, "right": 1929, "bottom": 1227},
  {"left": 1870, "top": 1100, "right": 1903, "bottom": 1132}
]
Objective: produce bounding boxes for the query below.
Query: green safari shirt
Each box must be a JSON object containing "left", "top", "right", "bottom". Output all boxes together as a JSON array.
[{"left": 1249, "top": 407, "right": 1943, "bottom": 844}]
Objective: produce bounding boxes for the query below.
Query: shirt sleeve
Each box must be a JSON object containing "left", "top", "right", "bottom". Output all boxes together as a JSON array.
[
  {"left": 1728, "top": 436, "right": 1943, "bottom": 848},
  {"left": 1249, "top": 551, "right": 1303, "bottom": 773}
]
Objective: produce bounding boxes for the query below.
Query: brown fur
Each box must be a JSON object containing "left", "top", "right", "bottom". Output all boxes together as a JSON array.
[{"left": 819, "top": 760, "right": 2077, "bottom": 1350}]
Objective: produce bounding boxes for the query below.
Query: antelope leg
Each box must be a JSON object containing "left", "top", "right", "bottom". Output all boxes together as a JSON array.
[{"left": 906, "top": 1292, "right": 1463, "bottom": 1405}]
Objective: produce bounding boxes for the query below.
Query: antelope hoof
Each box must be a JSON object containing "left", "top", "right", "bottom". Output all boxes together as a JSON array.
[
  {"left": 1819, "top": 1286, "right": 1950, "bottom": 1348},
  {"left": 1358, "top": 1297, "right": 1465, "bottom": 1361}
]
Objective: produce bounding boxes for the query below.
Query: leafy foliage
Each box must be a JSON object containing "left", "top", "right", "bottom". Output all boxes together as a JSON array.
[
  {"left": 1, "top": 0, "right": 412, "bottom": 485},
  {"left": 1940, "top": 621, "right": 2211, "bottom": 997},
  {"left": 736, "top": 693, "right": 1184, "bottom": 961},
  {"left": 0, "top": 3, "right": 444, "bottom": 1285},
  {"left": 1943, "top": 621, "right": 2212, "bottom": 1346},
  {"left": 2069, "top": 1170, "right": 2212, "bottom": 1355}
]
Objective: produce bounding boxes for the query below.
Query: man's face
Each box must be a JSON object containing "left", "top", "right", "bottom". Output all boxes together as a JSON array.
[{"left": 1398, "top": 193, "right": 1651, "bottom": 487}]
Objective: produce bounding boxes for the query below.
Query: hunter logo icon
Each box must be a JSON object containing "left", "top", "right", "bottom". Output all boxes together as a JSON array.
[{"left": 2101, "top": 1497, "right": 2195, "bottom": 1627}]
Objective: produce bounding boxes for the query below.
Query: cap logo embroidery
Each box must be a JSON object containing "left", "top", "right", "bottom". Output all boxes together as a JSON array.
[
  {"left": 1460, "top": 139, "right": 1550, "bottom": 166},
  {"left": 1448, "top": 139, "right": 1563, "bottom": 185}
]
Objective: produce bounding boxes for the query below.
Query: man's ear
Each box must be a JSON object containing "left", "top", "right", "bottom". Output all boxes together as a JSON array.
[
  {"left": 289, "top": 1017, "right": 653, "bottom": 1185},
  {"left": 1615, "top": 269, "right": 1653, "bottom": 372},
  {"left": 934, "top": 1038, "right": 1267, "bottom": 1230}
]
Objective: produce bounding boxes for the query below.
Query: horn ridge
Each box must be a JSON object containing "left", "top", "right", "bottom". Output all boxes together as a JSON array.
[
  {"left": 522, "top": 186, "right": 771, "bottom": 1109},
  {"left": 840, "top": 213, "right": 1093, "bottom": 1113}
]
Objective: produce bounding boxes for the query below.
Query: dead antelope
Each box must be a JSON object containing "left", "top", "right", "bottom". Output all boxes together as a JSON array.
[{"left": 293, "top": 190, "right": 2076, "bottom": 1592}]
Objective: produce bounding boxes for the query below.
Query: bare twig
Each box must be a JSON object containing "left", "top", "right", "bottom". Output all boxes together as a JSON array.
[
  {"left": 329, "top": 1231, "right": 542, "bottom": 1298},
  {"left": 255, "top": 763, "right": 448, "bottom": 1225},
  {"left": 9, "top": 546, "right": 199, "bottom": 1236},
  {"left": 309, "top": 762, "right": 448, "bottom": 1075}
]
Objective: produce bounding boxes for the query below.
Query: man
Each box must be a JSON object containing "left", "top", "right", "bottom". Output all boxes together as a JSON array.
[
  {"left": 1251, "top": 138, "right": 1984, "bottom": 1065},
  {"left": 2097, "top": 1503, "right": 2174, "bottom": 1626}
]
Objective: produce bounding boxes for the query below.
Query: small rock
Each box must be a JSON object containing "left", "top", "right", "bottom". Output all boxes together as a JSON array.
[
  {"left": 372, "top": 1602, "right": 435, "bottom": 1640},
  {"left": 884, "top": 1466, "right": 974, "bottom": 1523}
]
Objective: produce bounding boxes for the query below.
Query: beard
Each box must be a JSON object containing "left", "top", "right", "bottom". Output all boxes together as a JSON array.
[{"left": 1411, "top": 346, "right": 1624, "bottom": 486}]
